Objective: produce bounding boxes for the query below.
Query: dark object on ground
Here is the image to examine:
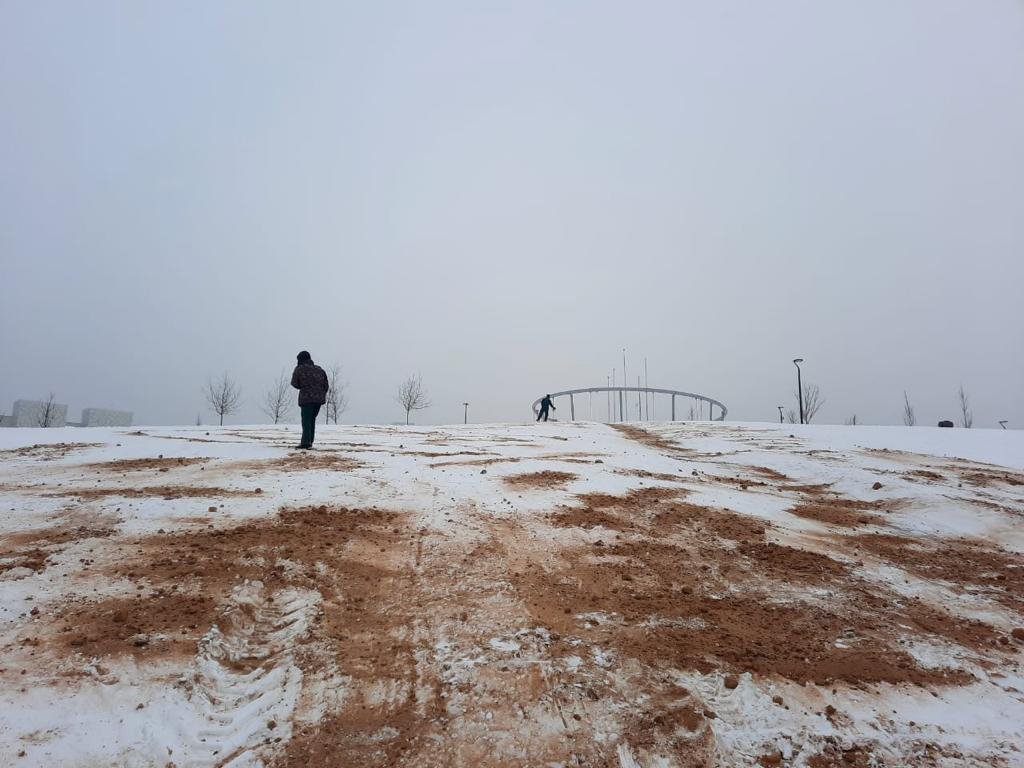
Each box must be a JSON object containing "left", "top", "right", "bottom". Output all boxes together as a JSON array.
[{"left": 938, "top": 420, "right": 954, "bottom": 428}]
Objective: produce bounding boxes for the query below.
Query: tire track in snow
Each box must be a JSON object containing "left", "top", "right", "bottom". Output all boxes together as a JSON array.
[{"left": 175, "top": 581, "right": 319, "bottom": 768}]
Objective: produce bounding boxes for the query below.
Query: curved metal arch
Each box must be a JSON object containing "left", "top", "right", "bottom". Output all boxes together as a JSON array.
[{"left": 532, "top": 387, "right": 727, "bottom": 421}]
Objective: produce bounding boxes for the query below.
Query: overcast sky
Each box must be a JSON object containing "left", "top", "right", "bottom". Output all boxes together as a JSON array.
[{"left": 2, "top": 1, "right": 1022, "bottom": 428}]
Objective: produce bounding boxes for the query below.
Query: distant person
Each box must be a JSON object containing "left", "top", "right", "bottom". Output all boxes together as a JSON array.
[
  {"left": 536, "top": 394, "right": 556, "bottom": 422},
  {"left": 290, "top": 350, "right": 329, "bottom": 449}
]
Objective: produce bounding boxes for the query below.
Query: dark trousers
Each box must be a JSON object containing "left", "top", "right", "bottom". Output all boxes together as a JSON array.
[
  {"left": 300, "top": 403, "right": 322, "bottom": 447},
  {"left": 537, "top": 408, "right": 549, "bottom": 422}
]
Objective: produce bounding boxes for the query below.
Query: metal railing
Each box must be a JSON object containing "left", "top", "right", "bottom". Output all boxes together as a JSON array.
[{"left": 532, "top": 387, "right": 727, "bottom": 422}]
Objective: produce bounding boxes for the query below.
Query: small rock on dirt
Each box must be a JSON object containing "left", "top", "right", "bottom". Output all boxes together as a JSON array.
[
  {"left": 1011, "top": 628, "right": 1024, "bottom": 641},
  {"left": 723, "top": 674, "right": 739, "bottom": 690}
]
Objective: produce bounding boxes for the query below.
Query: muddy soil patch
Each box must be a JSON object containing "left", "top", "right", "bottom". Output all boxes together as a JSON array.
[
  {"left": 737, "top": 541, "right": 850, "bottom": 585},
  {"left": 84, "top": 457, "right": 209, "bottom": 472},
  {"left": 430, "top": 456, "right": 521, "bottom": 468},
  {"left": 958, "top": 468, "right": 1024, "bottom": 488},
  {"left": 790, "top": 500, "right": 884, "bottom": 527},
  {"left": 612, "top": 424, "right": 693, "bottom": 455},
  {"left": 46, "top": 485, "right": 262, "bottom": 500},
  {"left": 852, "top": 533, "right": 1024, "bottom": 611},
  {"left": 0, "top": 442, "right": 102, "bottom": 460},
  {"left": 516, "top": 532, "right": 970, "bottom": 688},
  {"left": 504, "top": 471, "right": 577, "bottom": 490},
  {"left": 1, "top": 523, "right": 115, "bottom": 575},
  {"left": 49, "top": 505, "right": 406, "bottom": 662},
  {"left": 257, "top": 452, "right": 363, "bottom": 471},
  {"left": 614, "top": 468, "right": 686, "bottom": 482}
]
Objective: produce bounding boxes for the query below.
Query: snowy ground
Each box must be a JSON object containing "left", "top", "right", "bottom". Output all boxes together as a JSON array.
[{"left": 0, "top": 421, "right": 1022, "bottom": 767}]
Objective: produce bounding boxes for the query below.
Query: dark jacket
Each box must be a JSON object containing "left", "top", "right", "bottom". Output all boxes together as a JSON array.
[
  {"left": 540, "top": 396, "right": 555, "bottom": 411},
  {"left": 291, "top": 362, "right": 329, "bottom": 406}
]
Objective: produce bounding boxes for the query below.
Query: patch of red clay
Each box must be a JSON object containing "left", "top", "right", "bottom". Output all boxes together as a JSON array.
[
  {"left": 789, "top": 501, "right": 884, "bottom": 527},
  {"left": 1, "top": 523, "right": 114, "bottom": 575},
  {"left": 853, "top": 532, "right": 1024, "bottom": 611},
  {"left": 46, "top": 485, "right": 261, "bottom": 500},
  {"left": 503, "top": 471, "right": 577, "bottom": 490},
  {"left": 49, "top": 505, "right": 405, "bottom": 661},
  {"left": 0, "top": 442, "right": 102, "bottom": 459},
  {"left": 84, "top": 457, "right": 208, "bottom": 472}
]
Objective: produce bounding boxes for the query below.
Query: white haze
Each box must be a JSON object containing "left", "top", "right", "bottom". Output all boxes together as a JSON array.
[{"left": 2, "top": 1, "right": 1022, "bottom": 428}]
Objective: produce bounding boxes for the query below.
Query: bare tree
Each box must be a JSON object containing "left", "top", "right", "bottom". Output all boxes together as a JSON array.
[
  {"left": 793, "top": 383, "right": 824, "bottom": 423},
  {"left": 36, "top": 392, "right": 60, "bottom": 427},
  {"left": 845, "top": 414, "right": 858, "bottom": 425},
  {"left": 204, "top": 373, "right": 242, "bottom": 426},
  {"left": 957, "top": 384, "right": 973, "bottom": 428},
  {"left": 261, "top": 370, "right": 293, "bottom": 424},
  {"left": 396, "top": 373, "right": 431, "bottom": 425},
  {"left": 785, "top": 408, "right": 799, "bottom": 424},
  {"left": 902, "top": 391, "right": 916, "bottom": 427},
  {"left": 325, "top": 364, "right": 349, "bottom": 425}
]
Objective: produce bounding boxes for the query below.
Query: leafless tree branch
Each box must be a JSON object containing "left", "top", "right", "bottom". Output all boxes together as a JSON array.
[
  {"left": 793, "top": 383, "right": 824, "bottom": 423},
  {"left": 325, "top": 364, "right": 349, "bottom": 425},
  {"left": 36, "top": 392, "right": 59, "bottom": 427},
  {"left": 957, "top": 384, "right": 973, "bottom": 429},
  {"left": 261, "top": 370, "right": 293, "bottom": 424},
  {"left": 396, "top": 373, "right": 430, "bottom": 425},
  {"left": 902, "top": 391, "right": 916, "bottom": 427},
  {"left": 204, "top": 373, "right": 242, "bottom": 426}
]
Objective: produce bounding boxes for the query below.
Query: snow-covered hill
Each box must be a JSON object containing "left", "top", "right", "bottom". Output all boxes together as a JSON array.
[{"left": 1, "top": 421, "right": 1022, "bottom": 767}]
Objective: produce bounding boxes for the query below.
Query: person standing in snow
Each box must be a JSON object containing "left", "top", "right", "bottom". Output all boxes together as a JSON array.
[
  {"left": 290, "top": 350, "right": 329, "bottom": 449},
  {"left": 536, "top": 394, "right": 556, "bottom": 422}
]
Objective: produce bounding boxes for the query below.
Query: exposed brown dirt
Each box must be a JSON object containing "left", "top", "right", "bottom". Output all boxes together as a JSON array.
[
  {"left": 21, "top": 482, "right": 1009, "bottom": 766},
  {"left": 612, "top": 424, "right": 693, "bottom": 455},
  {"left": 906, "top": 469, "right": 945, "bottom": 483},
  {"left": 736, "top": 541, "right": 851, "bottom": 584},
  {"left": 749, "top": 466, "right": 789, "bottom": 481},
  {"left": 46, "top": 485, "right": 261, "bottom": 500},
  {"left": 0, "top": 442, "right": 102, "bottom": 459},
  {"left": 260, "top": 452, "right": 363, "bottom": 471},
  {"left": 711, "top": 475, "right": 770, "bottom": 491},
  {"left": 789, "top": 500, "right": 884, "bottom": 527},
  {"left": 503, "top": 470, "right": 577, "bottom": 490},
  {"left": 959, "top": 468, "right": 1024, "bottom": 487},
  {"left": 1, "top": 522, "right": 114, "bottom": 575},
  {"left": 614, "top": 468, "right": 686, "bottom": 482},
  {"left": 84, "top": 457, "right": 208, "bottom": 472},
  {"left": 852, "top": 532, "right": 1024, "bottom": 611},
  {"left": 51, "top": 505, "right": 405, "bottom": 661},
  {"left": 429, "top": 456, "right": 522, "bottom": 468}
]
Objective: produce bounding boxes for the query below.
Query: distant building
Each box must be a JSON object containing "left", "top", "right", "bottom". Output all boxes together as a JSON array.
[
  {"left": 80, "top": 408, "right": 133, "bottom": 427},
  {"left": 9, "top": 399, "right": 69, "bottom": 427},
  {"left": 1, "top": 400, "right": 131, "bottom": 427}
]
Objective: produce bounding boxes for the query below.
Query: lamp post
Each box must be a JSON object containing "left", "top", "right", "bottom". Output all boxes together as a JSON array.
[
  {"left": 999, "top": 420, "right": 1008, "bottom": 430},
  {"left": 793, "top": 358, "right": 805, "bottom": 424},
  {"left": 463, "top": 402, "right": 469, "bottom": 424},
  {"left": 777, "top": 406, "right": 784, "bottom": 423}
]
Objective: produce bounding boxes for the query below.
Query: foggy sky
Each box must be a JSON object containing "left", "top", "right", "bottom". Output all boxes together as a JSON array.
[{"left": 2, "top": 1, "right": 1022, "bottom": 428}]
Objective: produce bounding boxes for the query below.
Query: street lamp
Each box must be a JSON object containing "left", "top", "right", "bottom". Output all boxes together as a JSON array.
[
  {"left": 999, "top": 420, "right": 1008, "bottom": 430},
  {"left": 777, "top": 406, "right": 784, "bottom": 423},
  {"left": 793, "top": 359, "right": 805, "bottom": 424},
  {"left": 463, "top": 402, "right": 469, "bottom": 424}
]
